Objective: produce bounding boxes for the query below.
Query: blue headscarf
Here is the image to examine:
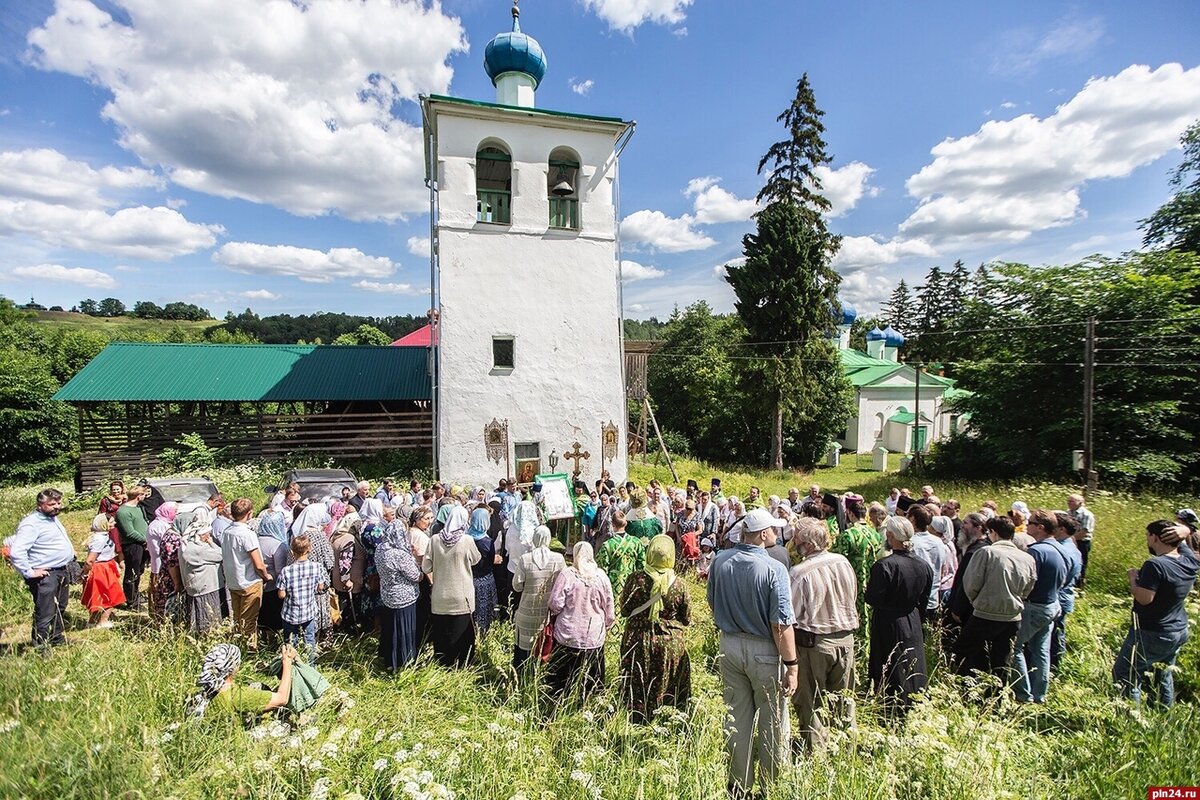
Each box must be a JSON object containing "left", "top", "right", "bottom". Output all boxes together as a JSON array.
[
  {"left": 468, "top": 507, "right": 490, "bottom": 540},
  {"left": 258, "top": 508, "right": 289, "bottom": 544}
]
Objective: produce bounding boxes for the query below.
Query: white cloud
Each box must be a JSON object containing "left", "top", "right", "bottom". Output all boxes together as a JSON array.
[
  {"left": 812, "top": 162, "right": 878, "bottom": 218},
  {"left": 213, "top": 242, "right": 396, "bottom": 283},
  {"left": 686, "top": 177, "right": 758, "bottom": 224},
  {"left": 992, "top": 14, "right": 1105, "bottom": 76},
  {"left": 240, "top": 289, "right": 279, "bottom": 301},
  {"left": 352, "top": 280, "right": 422, "bottom": 295},
  {"left": 626, "top": 302, "right": 648, "bottom": 313},
  {"left": 0, "top": 199, "right": 222, "bottom": 258},
  {"left": 712, "top": 256, "right": 746, "bottom": 280},
  {"left": 621, "top": 209, "right": 715, "bottom": 252},
  {"left": 406, "top": 236, "right": 431, "bottom": 259},
  {"left": 10, "top": 263, "right": 116, "bottom": 288},
  {"left": 1000, "top": 101, "right": 1018, "bottom": 110},
  {"left": 671, "top": 27, "right": 688, "bottom": 37},
  {"left": 114, "top": 265, "right": 139, "bottom": 272},
  {"left": 620, "top": 260, "right": 666, "bottom": 282},
  {"left": 581, "top": 0, "right": 693, "bottom": 32},
  {"left": 28, "top": 0, "right": 468, "bottom": 222},
  {"left": 900, "top": 63, "right": 1200, "bottom": 245},
  {"left": 836, "top": 269, "right": 894, "bottom": 315},
  {"left": 0, "top": 148, "right": 160, "bottom": 208},
  {"left": 166, "top": 197, "right": 186, "bottom": 209},
  {"left": 570, "top": 78, "right": 595, "bottom": 96},
  {"left": 832, "top": 236, "right": 937, "bottom": 271}
]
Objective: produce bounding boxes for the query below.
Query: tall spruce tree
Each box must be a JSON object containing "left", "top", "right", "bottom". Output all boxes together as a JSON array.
[
  {"left": 912, "top": 266, "right": 951, "bottom": 362},
  {"left": 881, "top": 279, "right": 913, "bottom": 335},
  {"left": 1141, "top": 120, "right": 1200, "bottom": 254},
  {"left": 726, "top": 74, "right": 851, "bottom": 470}
]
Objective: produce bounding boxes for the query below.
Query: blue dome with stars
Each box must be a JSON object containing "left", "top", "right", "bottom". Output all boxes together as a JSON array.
[{"left": 484, "top": 5, "right": 547, "bottom": 90}]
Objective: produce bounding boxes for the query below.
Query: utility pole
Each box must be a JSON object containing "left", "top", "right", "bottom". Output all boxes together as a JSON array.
[
  {"left": 911, "top": 361, "right": 924, "bottom": 471},
  {"left": 1082, "top": 317, "right": 1097, "bottom": 495}
]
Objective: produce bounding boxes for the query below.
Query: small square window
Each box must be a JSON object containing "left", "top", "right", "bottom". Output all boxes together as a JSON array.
[{"left": 493, "top": 337, "right": 515, "bottom": 370}]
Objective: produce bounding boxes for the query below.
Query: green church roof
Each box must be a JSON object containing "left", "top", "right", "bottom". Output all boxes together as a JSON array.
[
  {"left": 839, "top": 349, "right": 954, "bottom": 388},
  {"left": 53, "top": 343, "right": 431, "bottom": 403}
]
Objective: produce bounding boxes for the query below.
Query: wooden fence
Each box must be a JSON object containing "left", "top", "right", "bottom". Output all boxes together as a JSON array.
[{"left": 77, "top": 406, "right": 432, "bottom": 489}]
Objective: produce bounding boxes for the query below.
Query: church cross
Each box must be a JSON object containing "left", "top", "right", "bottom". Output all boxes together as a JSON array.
[{"left": 564, "top": 441, "right": 590, "bottom": 479}]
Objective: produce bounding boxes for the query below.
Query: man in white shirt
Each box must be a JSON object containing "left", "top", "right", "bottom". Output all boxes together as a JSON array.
[
  {"left": 221, "top": 498, "right": 271, "bottom": 650},
  {"left": 788, "top": 517, "right": 859, "bottom": 751},
  {"left": 7, "top": 489, "right": 76, "bottom": 648}
]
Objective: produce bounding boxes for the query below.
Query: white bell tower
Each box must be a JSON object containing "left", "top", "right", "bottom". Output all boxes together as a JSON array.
[{"left": 420, "top": 4, "right": 634, "bottom": 487}]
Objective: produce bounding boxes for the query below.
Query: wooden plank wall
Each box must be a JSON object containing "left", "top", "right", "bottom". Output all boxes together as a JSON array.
[{"left": 79, "top": 409, "right": 432, "bottom": 490}]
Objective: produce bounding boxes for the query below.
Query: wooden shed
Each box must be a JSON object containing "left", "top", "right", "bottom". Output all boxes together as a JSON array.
[{"left": 54, "top": 343, "right": 432, "bottom": 489}]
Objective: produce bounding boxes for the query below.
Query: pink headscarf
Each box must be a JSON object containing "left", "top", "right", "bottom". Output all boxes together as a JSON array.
[
  {"left": 155, "top": 502, "right": 178, "bottom": 523},
  {"left": 326, "top": 501, "right": 348, "bottom": 536}
]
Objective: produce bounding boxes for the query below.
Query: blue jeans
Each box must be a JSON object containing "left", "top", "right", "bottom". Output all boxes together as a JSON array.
[
  {"left": 283, "top": 619, "right": 316, "bottom": 664},
  {"left": 1112, "top": 626, "right": 1189, "bottom": 708},
  {"left": 1011, "top": 600, "right": 1059, "bottom": 702}
]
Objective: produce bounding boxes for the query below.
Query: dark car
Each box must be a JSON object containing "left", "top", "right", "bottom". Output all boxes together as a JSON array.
[
  {"left": 266, "top": 468, "right": 359, "bottom": 504},
  {"left": 143, "top": 476, "right": 220, "bottom": 519}
]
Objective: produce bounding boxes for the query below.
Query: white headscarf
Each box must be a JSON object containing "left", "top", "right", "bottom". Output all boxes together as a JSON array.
[
  {"left": 359, "top": 498, "right": 385, "bottom": 527},
  {"left": 529, "top": 524, "right": 552, "bottom": 570},
  {"left": 572, "top": 541, "right": 600, "bottom": 583},
  {"left": 440, "top": 506, "right": 469, "bottom": 547},
  {"left": 291, "top": 502, "right": 331, "bottom": 540}
]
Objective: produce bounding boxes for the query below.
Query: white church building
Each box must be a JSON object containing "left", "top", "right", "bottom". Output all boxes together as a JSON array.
[
  {"left": 831, "top": 304, "right": 964, "bottom": 455},
  {"left": 419, "top": 4, "right": 631, "bottom": 486}
]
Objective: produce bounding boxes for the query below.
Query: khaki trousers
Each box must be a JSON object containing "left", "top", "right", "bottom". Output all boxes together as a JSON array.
[
  {"left": 229, "top": 582, "right": 263, "bottom": 650},
  {"left": 791, "top": 630, "right": 856, "bottom": 751},
  {"left": 719, "top": 632, "right": 790, "bottom": 795}
]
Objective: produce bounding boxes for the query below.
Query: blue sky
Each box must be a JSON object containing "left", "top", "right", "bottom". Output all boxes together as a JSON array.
[{"left": 0, "top": 0, "right": 1198, "bottom": 320}]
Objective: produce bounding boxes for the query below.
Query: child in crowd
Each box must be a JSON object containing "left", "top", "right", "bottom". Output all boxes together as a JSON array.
[
  {"left": 277, "top": 535, "right": 327, "bottom": 664},
  {"left": 81, "top": 513, "right": 126, "bottom": 628},
  {"left": 696, "top": 537, "right": 716, "bottom": 581}
]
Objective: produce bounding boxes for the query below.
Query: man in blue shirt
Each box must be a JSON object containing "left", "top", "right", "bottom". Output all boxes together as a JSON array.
[
  {"left": 707, "top": 508, "right": 797, "bottom": 799},
  {"left": 1010, "top": 509, "right": 1069, "bottom": 703},
  {"left": 1050, "top": 512, "right": 1084, "bottom": 673},
  {"left": 1113, "top": 520, "right": 1198, "bottom": 707},
  {"left": 6, "top": 489, "right": 76, "bottom": 648}
]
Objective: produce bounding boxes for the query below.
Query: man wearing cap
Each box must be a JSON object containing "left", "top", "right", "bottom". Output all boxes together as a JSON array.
[
  {"left": 706, "top": 507, "right": 797, "bottom": 798},
  {"left": 7, "top": 489, "right": 76, "bottom": 649},
  {"left": 1177, "top": 509, "right": 1200, "bottom": 552}
]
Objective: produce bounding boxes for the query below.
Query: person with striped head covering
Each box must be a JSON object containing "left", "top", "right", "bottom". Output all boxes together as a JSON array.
[{"left": 187, "top": 643, "right": 296, "bottom": 718}]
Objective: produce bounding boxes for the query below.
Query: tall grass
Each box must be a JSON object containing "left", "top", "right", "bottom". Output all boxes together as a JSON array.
[{"left": 0, "top": 465, "right": 1196, "bottom": 799}]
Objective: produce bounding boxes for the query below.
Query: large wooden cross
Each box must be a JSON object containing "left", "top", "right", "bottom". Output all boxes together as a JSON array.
[{"left": 564, "top": 441, "right": 590, "bottom": 479}]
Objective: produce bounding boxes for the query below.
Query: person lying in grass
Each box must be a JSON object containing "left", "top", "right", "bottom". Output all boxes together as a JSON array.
[{"left": 188, "top": 643, "right": 296, "bottom": 718}]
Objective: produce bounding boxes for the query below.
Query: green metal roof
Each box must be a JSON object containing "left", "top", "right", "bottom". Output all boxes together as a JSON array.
[
  {"left": 53, "top": 343, "right": 431, "bottom": 403},
  {"left": 426, "top": 94, "right": 629, "bottom": 125},
  {"left": 887, "top": 409, "right": 933, "bottom": 425},
  {"left": 839, "top": 349, "right": 954, "bottom": 388}
]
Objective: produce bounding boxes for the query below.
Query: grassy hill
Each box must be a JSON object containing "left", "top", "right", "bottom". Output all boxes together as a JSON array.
[{"left": 31, "top": 310, "right": 216, "bottom": 335}]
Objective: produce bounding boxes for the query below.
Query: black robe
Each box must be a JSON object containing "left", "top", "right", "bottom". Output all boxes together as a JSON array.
[{"left": 865, "top": 551, "right": 934, "bottom": 709}]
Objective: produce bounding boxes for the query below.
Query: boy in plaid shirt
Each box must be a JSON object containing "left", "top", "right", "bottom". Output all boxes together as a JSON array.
[{"left": 277, "top": 535, "right": 327, "bottom": 664}]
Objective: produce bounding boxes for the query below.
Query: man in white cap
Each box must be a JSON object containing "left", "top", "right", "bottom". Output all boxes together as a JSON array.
[{"left": 706, "top": 507, "right": 796, "bottom": 799}]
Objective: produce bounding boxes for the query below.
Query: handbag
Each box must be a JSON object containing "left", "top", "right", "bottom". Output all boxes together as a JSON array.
[
  {"left": 328, "top": 590, "right": 342, "bottom": 626},
  {"left": 535, "top": 615, "right": 556, "bottom": 663},
  {"left": 64, "top": 559, "right": 84, "bottom": 586}
]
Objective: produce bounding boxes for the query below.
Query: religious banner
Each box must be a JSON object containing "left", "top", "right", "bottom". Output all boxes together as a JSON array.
[
  {"left": 484, "top": 418, "right": 508, "bottom": 464},
  {"left": 601, "top": 421, "right": 619, "bottom": 463},
  {"left": 535, "top": 473, "right": 575, "bottom": 520}
]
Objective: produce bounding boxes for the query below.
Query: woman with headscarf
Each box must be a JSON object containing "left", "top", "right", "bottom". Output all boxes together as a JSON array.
[
  {"left": 488, "top": 498, "right": 514, "bottom": 620},
  {"left": 329, "top": 506, "right": 366, "bottom": 634},
  {"left": 146, "top": 502, "right": 181, "bottom": 622},
  {"left": 422, "top": 505, "right": 481, "bottom": 667},
  {"left": 406, "top": 506, "right": 434, "bottom": 647},
  {"left": 467, "top": 506, "right": 498, "bottom": 636},
  {"left": 187, "top": 643, "right": 297, "bottom": 719},
  {"left": 544, "top": 542, "right": 615, "bottom": 701},
  {"left": 865, "top": 516, "right": 934, "bottom": 714},
  {"left": 179, "top": 511, "right": 225, "bottom": 635},
  {"left": 618, "top": 534, "right": 691, "bottom": 722},
  {"left": 357, "top": 498, "right": 388, "bottom": 631},
  {"left": 929, "top": 515, "right": 959, "bottom": 607},
  {"left": 375, "top": 513, "right": 422, "bottom": 671},
  {"left": 511, "top": 524, "right": 566, "bottom": 670},
  {"left": 256, "top": 504, "right": 292, "bottom": 634},
  {"left": 81, "top": 513, "right": 126, "bottom": 628},
  {"left": 288, "top": 503, "right": 336, "bottom": 640}
]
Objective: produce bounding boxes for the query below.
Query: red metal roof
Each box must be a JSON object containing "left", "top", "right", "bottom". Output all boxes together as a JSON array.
[{"left": 391, "top": 324, "right": 437, "bottom": 347}]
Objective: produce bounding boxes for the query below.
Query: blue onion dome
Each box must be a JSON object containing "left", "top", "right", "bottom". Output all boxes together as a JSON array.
[
  {"left": 484, "top": 4, "right": 547, "bottom": 89},
  {"left": 839, "top": 301, "right": 858, "bottom": 326},
  {"left": 865, "top": 326, "right": 886, "bottom": 342},
  {"left": 881, "top": 326, "right": 906, "bottom": 347}
]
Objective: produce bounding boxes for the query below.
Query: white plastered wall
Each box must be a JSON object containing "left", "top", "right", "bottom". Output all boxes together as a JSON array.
[{"left": 432, "top": 104, "right": 628, "bottom": 486}]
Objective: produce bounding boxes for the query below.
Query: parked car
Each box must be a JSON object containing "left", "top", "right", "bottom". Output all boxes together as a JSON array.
[
  {"left": 142, "top": 476, "right": 220, "bottom": 518},
  {"left": 266, "top": 468, "right": 359, "bottom": 504}
]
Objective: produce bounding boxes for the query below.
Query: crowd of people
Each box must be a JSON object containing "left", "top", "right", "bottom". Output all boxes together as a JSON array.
[{"left": 6, "top": 474, "right": 1197, "bottom": 797}]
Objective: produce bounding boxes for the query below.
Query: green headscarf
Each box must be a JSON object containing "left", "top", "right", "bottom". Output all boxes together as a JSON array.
[{"left": 643, "top": 534, "right": 676, "bottom": 618}]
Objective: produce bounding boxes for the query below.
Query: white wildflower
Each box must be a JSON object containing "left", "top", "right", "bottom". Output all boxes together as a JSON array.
[
  {"left": 310, "top": 777, "right": 332, "bottom": 800},
  {"left": 160, "top": 732, "right": 173, "bottom": 743},
  {"left": 320, "top": 741, "right": 339, "bottom": 758},
  {"left": 374, "top": 758, "right": 389, "bottom": 772},
  {"left": 0, "top": 719, "right": 20, "bottom": 734},
  {"left": 375, "top": 730, "right": 387, "bottom": 742},
  {"left": 347, "top": 729, "right": 362, "bottom": 746},
  {"left": 303, "top": 727, "right": 320, "bottom": 740}
]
